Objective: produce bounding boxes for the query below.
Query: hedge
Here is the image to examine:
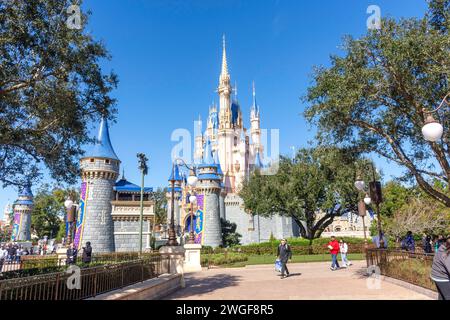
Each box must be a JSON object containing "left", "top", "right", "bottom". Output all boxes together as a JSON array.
[{"left": 201, "top": 253, "right": 249, "bottom": 267}]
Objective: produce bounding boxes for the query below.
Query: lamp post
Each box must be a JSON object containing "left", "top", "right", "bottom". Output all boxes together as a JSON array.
[
  {"left": 64, "top": 199, "right": 77, "bottom": 246},
  {"left": 355, "top": 163, "right": 384, "bottom": 249},
  {"left": 421, "top": 93, "right": 448, "bottom": 142},
  {"left": 137, "top": 153, "right": 149, "bottom": 255},
  {"left": 187, "top": 168, "right": 198, "bottom": 244},
  {"left": 167, "top": 159, "right": 198, "bottom": 246}
]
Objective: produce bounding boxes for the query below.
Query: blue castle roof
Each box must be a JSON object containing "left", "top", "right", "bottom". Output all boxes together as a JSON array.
[
  {"left": 19, "top": 184, "right": 33, "bottom": 198},
  {"left": 86, "top": 117, "right": 119, "bottom": 161},
  {"left": 114, "top": 178, "right": 153, "bottom": 193},
  {"left": 255, "top": 150, "right": 264, "bottom": 169},
  {"left": 213, "top": 150, "right": 223, "bottom": 175},
  {"left": 198, "top": 139, "right": 215, "bottom": 168},
  {"left": 231, "top": 100, "right": 240, "bottom": 125},
  {"left": 168, "top": 164, "right": 183, "bottom": 182}
]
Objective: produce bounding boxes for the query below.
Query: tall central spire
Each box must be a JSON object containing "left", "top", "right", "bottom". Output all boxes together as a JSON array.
[{"left": 221, "top": 35, "right": 229, "bottom": 79}]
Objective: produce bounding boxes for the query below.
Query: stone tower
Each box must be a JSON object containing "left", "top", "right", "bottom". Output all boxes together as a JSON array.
[
  {"left": 78, "top": 117, "right": 120, "bottom": 253},
  {"left": 197, "top": 139, "right": 223, "bottom": 247},
  {"left": 12, "top": 184, "right": 33, "bottom": 241}
]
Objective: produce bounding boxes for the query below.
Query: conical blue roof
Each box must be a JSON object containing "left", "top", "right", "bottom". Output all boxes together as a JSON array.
[
  {"left": 19, "top": 184, "right": 33, "bottom": 198},
  {"left": 202, "top": 139, "right": 214, "bottom": 165},
  {"left": 168, "top": 163, "right": 183, "bottom": 182},
  {"left": 214, "top": 150, "right": 223, "bottom": 175},
  {"left": 255, "top": 150, "right": 264, "bottom": 169},
  {"left": 86, "top": 117, "right": 119, "bottom": 160}
]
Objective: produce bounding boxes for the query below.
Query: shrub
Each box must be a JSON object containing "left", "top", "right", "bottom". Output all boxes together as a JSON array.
[{"left": 201, "top": 253, "right": 248, "bottom": 266}]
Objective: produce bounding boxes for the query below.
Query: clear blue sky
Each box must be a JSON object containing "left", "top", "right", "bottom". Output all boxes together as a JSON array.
[{"left": 0, "top": 0, "right": 429, "bottom": 218}]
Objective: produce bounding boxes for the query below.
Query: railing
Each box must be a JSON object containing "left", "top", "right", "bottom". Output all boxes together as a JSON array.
[
  {"left": 0, "top": 252, "right": 160, "bottom": 280},
  {"left": 366, "top": 249, "right": 436, "bottom": 292},
  {"left": 0, "top": 254, "right": 170, "bottom": 300}
]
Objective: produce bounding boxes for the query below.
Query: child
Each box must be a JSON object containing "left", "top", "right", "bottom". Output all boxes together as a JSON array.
[{"left": 339, "top": 239, "right": 352, "bottom": 267}]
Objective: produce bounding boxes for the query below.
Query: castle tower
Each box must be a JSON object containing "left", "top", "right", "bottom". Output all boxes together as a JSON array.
[
  {"left": 194, "top": 115, "right": 204, "bottom": 164},
  {"left": 250, "top": 82, "right": 261, "bottom": 159},
  {"left": 218, "top": 35, "right": 232, "bottom": 130},
  {"left": 197, "top": 139, "right": 222, "bottom": 247},
  {"left": 11, "top": 184, "right": 33, "bottom": 241},
  {"left": 78, "top": 117, "right": 120, "bottom": 253}
]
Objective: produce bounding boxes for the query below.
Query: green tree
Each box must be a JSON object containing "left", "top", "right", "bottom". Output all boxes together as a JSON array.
[
  {"left": 151, "top": 188, "right": 168, "bottom": 227},
  {"left": 0, "top": 0, "right": 118, "bottom": 188},
  {"left": 31, "top": 184, "right": 78, "bottom": 239},
  {"left": 220, "top": 218, "right": 242, "bottom": 247},
  {"left": 240, "top": 147, "right": 373, "bottom": 252},
  {"left": 380, "top": 181, "right": 416, "bottom": 218},
  {"left": 428, "top": 0, "right": 450, "bottom": 32},
  {"left": 304, "top": 2, "right": 450, "bottom": 207}
]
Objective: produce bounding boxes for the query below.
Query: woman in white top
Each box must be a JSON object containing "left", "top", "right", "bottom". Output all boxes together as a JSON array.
[{"left": 339, "top": 239, "right": 352, "bottom": 267}]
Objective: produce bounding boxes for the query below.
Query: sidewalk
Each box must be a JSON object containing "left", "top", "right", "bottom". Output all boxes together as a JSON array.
[{"left": 165, "top": 260, "right": 432, "bottom": 300}]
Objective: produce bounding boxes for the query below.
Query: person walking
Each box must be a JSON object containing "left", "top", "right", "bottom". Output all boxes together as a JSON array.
[
  {"left": 0, "top": 246, "right": 8, "bottom": 273},
  {"left": 430, "top": 237, "right": 450, "bottom": 300},
  {"left": 82, "top": 242, "right": 92, "bottom": 265},
  {"left": 423, "top": 235, "right": 433, "bottom": 254},
  {"left": 66, "top": 243, "right": 78, "bottom": 265},
  {"left": 276, "top": 239, "right": 292, "bottom": 279},
  {"left": 339, "top": 238, "right": 352, "bottom": 267},
  {"left": 401, "top": 231, "right": 415, "bottom": 252},
  {"left": 328, "top": 236, "right": 340, "bottom": 271}
]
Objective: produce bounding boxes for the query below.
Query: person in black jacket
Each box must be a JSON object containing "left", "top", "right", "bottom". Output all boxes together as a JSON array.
[
  {"left": 276, "top": 239, "right": 292, "bottom": 279},
  {"left": 66, "top": 243, "right": 78, "bottom": 265},
  {"left": 82, "top": 242, "right": 92, "bottom": 265}
]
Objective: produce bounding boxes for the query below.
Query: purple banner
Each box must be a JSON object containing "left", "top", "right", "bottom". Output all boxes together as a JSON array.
[
  {"left": 11, "top": 211, "right": 21, "bottom": 241},
  {"left": 73, "top": 182, "right": 88, "bottom": 250},
  {"left": 194, "top": 194, "right": 204, "bottom": 245}
]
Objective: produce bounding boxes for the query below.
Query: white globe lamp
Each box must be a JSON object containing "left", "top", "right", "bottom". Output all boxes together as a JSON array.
[{"left": 422, "top": 115, "right": 443, "bottom": 142}]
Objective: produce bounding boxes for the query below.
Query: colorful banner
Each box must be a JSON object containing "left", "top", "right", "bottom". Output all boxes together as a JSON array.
[
  {"left": 11, "top": 211, "right": 21, "bottom": 241},
  {"left": 194, "top": 194, "right": 204, "bottom": 245},
  {"left": 73, "top": 182, "right": 88, "bottom": 250}
]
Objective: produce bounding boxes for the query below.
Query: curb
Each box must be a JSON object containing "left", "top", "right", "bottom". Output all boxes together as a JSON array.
[{"left": 378, "top": 275, "right": 438, "bottom": 300}]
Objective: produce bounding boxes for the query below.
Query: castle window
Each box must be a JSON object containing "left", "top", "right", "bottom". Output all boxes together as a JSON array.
[
  {"left": 90, "top": 158, "right": 94, "bottom": 163},
  {"left": 234, "top": 136, "right": 238, "bottom": 146},
  {"left": 105, "top": 159, "right": 110, "bottom": 164}
]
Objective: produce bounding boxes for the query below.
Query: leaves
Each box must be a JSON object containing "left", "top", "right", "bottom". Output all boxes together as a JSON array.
[
  {"left": 240, "top": 147, "right": 372, "bottom": 242},
  {"left": 304, "top": 8, "right": 450, "bottom": 206},
  {"left": 0, "top": 0, "right": 117, "bottom": 188}
]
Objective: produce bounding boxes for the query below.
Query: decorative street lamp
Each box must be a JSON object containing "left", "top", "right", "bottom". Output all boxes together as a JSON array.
[
  {"left": 187, "top": 168, "right": 198, "bottom": 244},
  {"left": 355, "top": 163, "right": 385, "bottom": 249},
  {"left": 64, "top": 198, "right": 77, "bottom": 246},
  {"left": 137, "top": 153, "right": 149, "bottom": 254},
  {"left": 421, "top": 93, "right": 448, "bottom": 142}
]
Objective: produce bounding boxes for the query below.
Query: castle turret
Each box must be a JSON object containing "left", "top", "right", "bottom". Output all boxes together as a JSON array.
[
  {"left": 167, "top": 163, "right": 183, "bottom": 232},
  {"left": 250, "top": 82, "right": 261, "bottom": 157},
  {"left": 197, "top": 139, "right": 222, "bottom": 247},
  {"left": 11, "top": 184, "right": 33, "bottom": 241},
  {"left": 218, "top": 35, "right": 232, "bottom": 130},
  {"left": 78, "top": 117, "right": 120, "bottom": 253}
]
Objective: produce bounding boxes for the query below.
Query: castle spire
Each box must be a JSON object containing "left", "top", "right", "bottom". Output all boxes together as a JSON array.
[
  {"left": 87, "top": 116, "right": 120, "bottom": 161},
  {"left": 251, "top": 81, "right": 259, "bottom": 116},
  {"left": 221, "top": 34, "right": 229, "bottom": 79}
]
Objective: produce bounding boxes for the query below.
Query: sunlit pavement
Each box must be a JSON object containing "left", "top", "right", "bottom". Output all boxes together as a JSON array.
[{"left": 165, "top": 260, "right": 431, "bottom": 300}]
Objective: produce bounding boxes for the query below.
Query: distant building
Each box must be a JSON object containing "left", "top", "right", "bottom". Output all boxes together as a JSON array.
[{"left": 318, "top": 210, "right": 375, "bottom": 238}]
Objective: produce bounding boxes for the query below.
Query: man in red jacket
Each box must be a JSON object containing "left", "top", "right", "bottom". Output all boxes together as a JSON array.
[{"left": 328, "top": 236, "right": 340, "bottom": 271}]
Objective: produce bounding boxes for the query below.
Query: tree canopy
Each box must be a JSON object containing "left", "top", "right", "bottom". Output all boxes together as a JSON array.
[
  {"left": 0, "top": 0, "right": 117, "bottom": 188},
  {"left": 304, "top": 1, "right": 450, "bottom": 207},
  {"left": 31, "top": 184, "right": 78, "bottom": 239},
  {"left": 240, "top": 147, "right": 374, "bottom": 246}
]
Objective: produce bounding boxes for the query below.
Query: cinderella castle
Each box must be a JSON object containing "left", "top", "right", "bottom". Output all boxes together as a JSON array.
[
  {"left": 169, "top": 37, "right": 300, "bottom": 247},
  {"left": 5, "top": 37, "right": 300, "bottom": 252}
]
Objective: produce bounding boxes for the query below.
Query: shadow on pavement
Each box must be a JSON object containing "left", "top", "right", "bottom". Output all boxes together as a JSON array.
[{"left": 165, "top": 274, "right": 241, "bottom": 299}]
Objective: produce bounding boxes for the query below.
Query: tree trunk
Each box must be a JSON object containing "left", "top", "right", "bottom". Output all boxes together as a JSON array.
[{"left": 308, "top": 238, "right": 314, "bottom": 254}]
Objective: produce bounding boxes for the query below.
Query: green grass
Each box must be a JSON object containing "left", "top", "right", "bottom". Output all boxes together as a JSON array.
[{"left": 214, "top": 253, "right": 365, "bottom": 268}]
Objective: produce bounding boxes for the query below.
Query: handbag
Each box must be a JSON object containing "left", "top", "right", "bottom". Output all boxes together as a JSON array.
[{"left": 275, "top": 259, "right": 282, "bottom": 272}]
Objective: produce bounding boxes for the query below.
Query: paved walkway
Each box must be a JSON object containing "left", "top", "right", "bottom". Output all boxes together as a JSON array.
[{"left": 165, "top": 261, "right": 431, "bottom": 300}]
